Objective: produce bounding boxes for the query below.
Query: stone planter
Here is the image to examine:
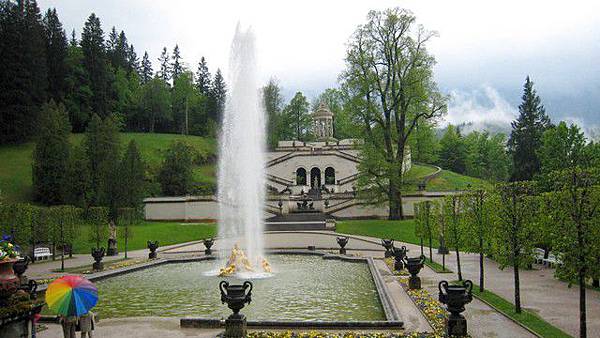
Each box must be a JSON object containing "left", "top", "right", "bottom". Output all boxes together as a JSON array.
[
  {"left": 91, "top": 248, "right": 105, "bottom": 271},
  {"left": 439, "top": 280, "right": 473, "bottom": 337},
  {"left": 147, "top": 241, "right": 159, "bottom": 259},
  {"left": 0, "top": 258, "right": 20, "bottom": 306},
  {"left": 203, "top": 238, "right": 214, "bottom": 255},
  {"left": 336, "top": 236, "right": 349, "bottom": 255},
  {"left": 381, "top": 239, "right": 394, "bottom": 258},
  {"left": 392, "top": 246, "right": 407, "bottom": 271},
  {"left": 220, "top": 281, "right": 253, "bottom": 338},
  {"left": 404, "top": 255, "right": 425, "bottom": 290}
]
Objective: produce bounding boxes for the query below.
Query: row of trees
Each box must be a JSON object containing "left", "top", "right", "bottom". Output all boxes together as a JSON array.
[
  {"left": 414, "top": 123, "right": 600, "bottom": 337},
  {"left": 0, "top": 203, "right": 141, "bottom": 267},
  {"left": 0, "top": 1, "right": 227, "bottom": 144}
]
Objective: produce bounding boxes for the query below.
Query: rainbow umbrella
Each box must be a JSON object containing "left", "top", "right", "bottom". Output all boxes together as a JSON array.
[{"left": 46, "top": 276, "right": 98, "bottom": 316}]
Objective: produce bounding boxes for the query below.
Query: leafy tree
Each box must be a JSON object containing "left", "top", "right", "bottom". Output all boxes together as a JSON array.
[
  {"left": 64, "top": 145, "right": 91, "bottom": 208},
  {"left": 140, "top": 51, "right": 153, "bottom": 84},
  {"left": 414, "top": 200, "right": 438, "bottom": 262},
  {"left": 119, "top": 140, "right": 146, "bottom": 207},
  {"left": 46, "top": 205, "right": 81, "bottom": 270},
  {"left": 409, "top": 120, "right": 439, "bottom": 164},
  {"left": 489, "top": 181, "right": 538, "bottom": 313},
  {"left": 117, "top": 207, "right": 140, "bottom": 259},
  {"left": 158, "top": 141, "right": 195, "bottom": 196},
  {"left": 81, "top": 13, "right": 112, "bottom": 117},
  {"left": 157, "top": 46, "right": 171, "bottom": 83},
  {"left": 32, "top": 101, "right": 71, "bottom": 205},
  {"left": 462, "top": 189, "right": 491, "bottom": 291},
  {"left": 171, "top": 44, "right": 184, "bottom": 81},
  {"left": 464, "top": 131, "right": 510, "bottom": 181},
  {"left": 87, "top": 206, "right": 108, "bottom": 249},
  {"left": 172, "top": 71, "right": 200, "bottom": 134},
  {"left": 442, "top": 195, "right": 466, "bottom": 280},
  {"left": 508, "top": 76, "right": 551, "bottom": 181},
  {"left": 284, "top": 92, "right": 311, "bottom": 141},
  {"left": 195, "top": 56, "right": 211, "bottom": 95},
  {"left": 43, "top": 8, "right": 68, "bottom": 103},
  {"left": 340, "top": 8, "right": 446, "bottom": 219},
  {"left": 263, "top": 78, "right": 284, "bottom": 148},
  {"left": 438, "top": 125, "right": 467, "bottom": 173},
  {"left": 314, "top": 88, "right": 359, "bottom": 140},
  {"left": 138, "top": 76, "right": 172, "bottom": 132},
  {"left": 209, "top": 68, "right": 227, "bottom": 122},
  {"left": 64, "top": 31, "right": 93, "bottom": 132}
]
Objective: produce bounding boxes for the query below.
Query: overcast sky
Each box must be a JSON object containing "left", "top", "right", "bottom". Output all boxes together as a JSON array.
[{"left": 38, "top": 0, "right": 600, "bottom": 134}]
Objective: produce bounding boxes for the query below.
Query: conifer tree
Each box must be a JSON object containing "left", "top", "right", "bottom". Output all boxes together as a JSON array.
[
  {"left": 81, "top": 13, "right": 111, "bottom": 117},
  {"left": 127, "top": 44, "right": 139, "bottom": 75},
  {"left": 140, "top": 51, "right": 153, "bottom": 84},
  {"left": 157, "top": 47, "right": 171, "bottom": 83},
  {"left": 171, "top": 44, "right": 183, "bottom": 81},
  {"left": 64, "top": 32, "right": 93, "bottom": 132},
  {"left": 43, "top": 8, "right": 68, "bottom": 103},
  {"left": 64, "top": 145, "right": 91, "bottom": 208},
  {"left": 32, "top": 101, "right": 71, "bottom": 205},
  {"left": 195, "top": 56, "right": 211, "bottom": 95},
  {"left": 119, "top": 140, "right": 145, "bottom": 207},
  {"left": 508, "top": 76, "right": 551, "bottom": 181},
  {"left": 209, "top": 69, "right": 227, "bottom": 121}
]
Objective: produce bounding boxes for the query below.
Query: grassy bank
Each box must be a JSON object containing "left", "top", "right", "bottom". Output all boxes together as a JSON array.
[{"left": 336, "top": 219, "right": 435, "bottom": 247}]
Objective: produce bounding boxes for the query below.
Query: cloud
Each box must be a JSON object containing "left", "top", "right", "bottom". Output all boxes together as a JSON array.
[{"left": 444, "top": 86, "right": 517, "bottom": 133}]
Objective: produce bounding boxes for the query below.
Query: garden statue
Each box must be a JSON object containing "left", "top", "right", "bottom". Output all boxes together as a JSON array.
[
  {"left": 336, "top": 236, "right": 349, "bottom": 255},
  {"left": 147, "top": 241, "right": 159, "bottom": 259},
  {"left": 404, "top": 255, "right": 425, "bottom": 289},
  {"left": 220, "top": 280, "right": 253, "bottom": 338},
  {"left": 107, "top": 220, "right": 118, "bottom": 256},
  {"left": 218, "top": 244, "right": 271, "bottom": 276},
  {"left": 392, "top": 246, "right": 407, "bottom": 271},
  {"left": 381, "top": 239, "right": 394, "bottom": 258},
  {"left": 91, "top": 247, "right": 105, "bottom": 271},
  {"left": 203, "top": 238, "right": 215, "bottom": 255},
  {"left": 439, "top": 280, "right": 473, "bottom": 337}
]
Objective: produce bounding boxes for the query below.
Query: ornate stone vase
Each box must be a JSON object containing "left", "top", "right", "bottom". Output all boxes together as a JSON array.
[
  {"left": 91, "top": 247, "right": 105, "bottom": 271},
  {"left": 439, "top": 280, "right": 473, "bottom": 337},
  {"left": 336, "top": 236, "right": 349, "bottom": 254},
  {"left": 381, "top": 239, "right": 394, "bottom": 258},
  {"left": 404, "top": 255, "right": 425, "bottom": 289},
  {"left": 203, "top": 238, "right": 214, "bottom": 255},
  {"left": 12, "top": 256, "right": 29, "bottom": 278},
  {"left": 220, "top": 280, "right": 253, "bottom": 338},
  {"left": 0, "top": 258, "right": 20, "bottom": 306},
  {"left": 392, "top": 246, "right": 407, "bottom": 271},
  {"left": 147, "top": 241, "right": 159, "bottom": 259}
]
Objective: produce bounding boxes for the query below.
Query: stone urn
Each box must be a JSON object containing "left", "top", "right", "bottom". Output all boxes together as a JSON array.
[
  {"left": 147, "top": 241, "right": 159, "bottom": 259},
  {"left": 203, "top": 238, "right": 214, "bottom": 255},
  {"left": 381, "top": 239, "right": 394, "bottom": 258},
  {"left": 91, "top": 247, "right": 105, "bottom": 271},
  {"left": 439, "top": 280, "right": 473, "bottom": 337},
  {"left": 220, "top": 280, "right": 253, "bottom": 338},
  {"left": 0, "top": 258, "right": 20, "bottom": 306},
  {"left": 404, "top": 255, "right": 425, "bottom": 289},
  {"left": 336, "top": 236, "right": 349, "bottom": 255},
  {"left": 392, "top": 246, "right": 407, "bottom": 271},
  {"left": 12, "top": 256, "right": 29, "bottom": 286}
]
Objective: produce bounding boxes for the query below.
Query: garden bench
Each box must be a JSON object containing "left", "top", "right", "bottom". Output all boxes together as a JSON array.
[
  {"left": 542, "top": 252, "right": 562, "bottom": 268},
  {"left": 33, "top": 247, "right": 52, "bottom": 261},
  {"left": 534, "top": 248, "right": 546, "bottom": 264}
]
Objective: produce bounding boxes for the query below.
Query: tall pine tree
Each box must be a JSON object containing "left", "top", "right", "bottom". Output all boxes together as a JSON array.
[
  {"left": 43, "top": 8, "right": 68, "bottom": 103},
  {"left": 195, "top": 56, "right": 211, "bottom": 95},
  {"left": 119, "top": 140, "right": 145, "bottom": 207},
  {"left": 209, "top": 69, "right": 226, "bottom": 122},
  {"left": 64, "top": 31, "right": 93, "bottom": 132},
  {"left": 140, "top": 51, "right": 153, "bottom": 84},
  {"left": 171, "top": 44, "right": 183, "bottom": 81},
  {"left": 81, "top": 13, "right": 111, "bottom": 117},
  {"left": 157, "top": 47, "right": 171, "bottom": 83},
  {"left": 508, "top": 76, "right": 551, "bottom": 181}
]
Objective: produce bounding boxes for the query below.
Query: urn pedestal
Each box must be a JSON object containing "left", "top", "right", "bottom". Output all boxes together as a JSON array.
[
  {"left": 220, "top": 281, "right": 252, "bottom": 338},
  {"left": 147, "top": 241, "right": 159, "bottom": 259},
  {"left": 91, "top": 248, "right": 105, "bottom": 271},
  {"left": 203, "top": 238, "right": 214, "bottom": 255},
  {"left": 439, "top": 280, "right": 473, "bottom": 337},
  {"left": 405, "top": 255, "right": 425, "bottom": 290}
]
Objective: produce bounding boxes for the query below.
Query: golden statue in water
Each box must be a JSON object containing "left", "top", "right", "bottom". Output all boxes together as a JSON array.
[{"left": 218, "top": 243, "right": 272, "bottom": 276}]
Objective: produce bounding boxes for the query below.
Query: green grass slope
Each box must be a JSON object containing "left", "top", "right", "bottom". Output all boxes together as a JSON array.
[{"left": 0, "top": 133, "right": 216, "bottom": 203}]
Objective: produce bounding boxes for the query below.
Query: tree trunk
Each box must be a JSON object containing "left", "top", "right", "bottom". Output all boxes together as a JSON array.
[
  {"left": 420, "top": 237, "right": 424, "bottom": 256},
  {"left": 428, "top": 236, "right": 433, "bottom": 263},
  {"left": 479, "top": 251, "right": 485, "bottom": 292},
  {"left": 514, "top": 261, "right": 521, "bottom": 313},
  {"left": 456, "top": 247, "right": 462, "bottom": 281},
  {"left": 580, "top": 269, "right": 587, "bottom": 338},
  {"left": 388, "top": 185, "right": 401, "bottom": 220}
]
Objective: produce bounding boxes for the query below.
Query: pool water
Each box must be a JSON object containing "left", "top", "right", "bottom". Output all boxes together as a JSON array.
[{"left": 94, "top": 255, "right": 385, "bottom": 321}]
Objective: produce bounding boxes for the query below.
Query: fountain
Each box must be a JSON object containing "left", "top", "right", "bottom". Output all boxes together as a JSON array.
[{"left": 217, "top": 24, "right": 270, "bottom": 277}]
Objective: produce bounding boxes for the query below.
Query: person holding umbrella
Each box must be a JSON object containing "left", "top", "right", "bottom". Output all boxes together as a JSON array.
[{"left": 46, "top": 276, "right": 98, "bottom": 338}]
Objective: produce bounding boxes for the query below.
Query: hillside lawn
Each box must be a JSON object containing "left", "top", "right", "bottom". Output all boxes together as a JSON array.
[{"left": 0, "top": 133, "right": 216, "bottom": 203}]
